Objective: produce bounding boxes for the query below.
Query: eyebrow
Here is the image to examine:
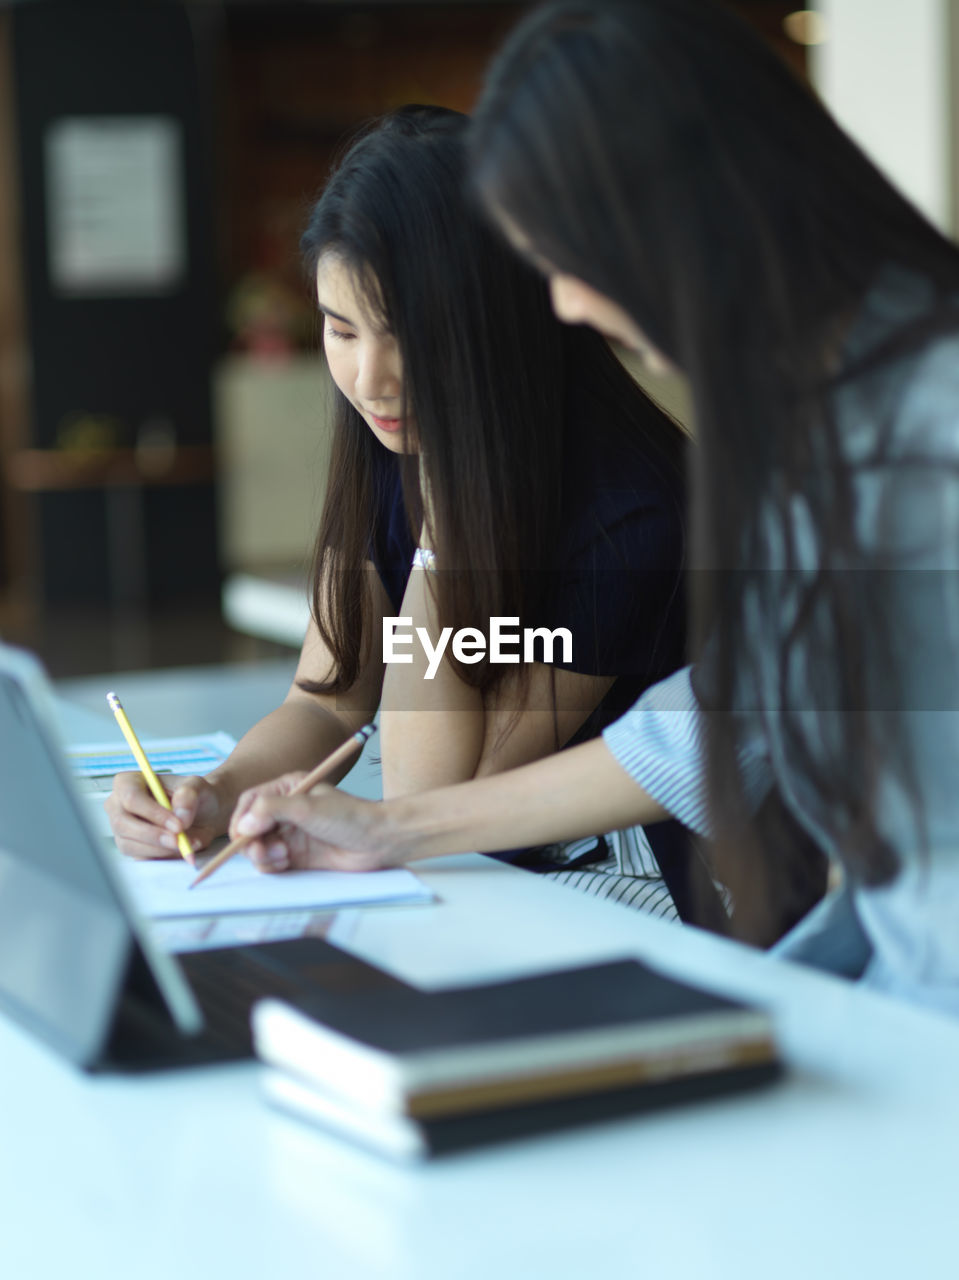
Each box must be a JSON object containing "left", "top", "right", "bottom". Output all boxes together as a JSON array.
[{"left": 317, "top": 302, "right": 356, "bottom": 327}]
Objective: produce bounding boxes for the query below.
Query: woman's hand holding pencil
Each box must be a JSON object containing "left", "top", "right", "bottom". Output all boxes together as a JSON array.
[
  {"left": 189, "top": 724, "right": 376, "bottom": 889},
  {"left": 105, "top": 692, "right": 200, "bottom": 866},
  {"left": 106, "top": 769, "right": 226, "bottom": 861}
]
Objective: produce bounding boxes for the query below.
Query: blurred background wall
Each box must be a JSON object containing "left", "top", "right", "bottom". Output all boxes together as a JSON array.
[{"left": 0, "top": 0, "right": 945, "bottom": 680}]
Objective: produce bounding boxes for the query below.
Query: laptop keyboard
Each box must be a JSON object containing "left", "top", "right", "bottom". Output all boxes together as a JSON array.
[
  {"left": 106, "top": 936, "right": 389, "bottom": 1071},
  {"left": 105, "top": 937, "right": 343, "bottom": 1070}
]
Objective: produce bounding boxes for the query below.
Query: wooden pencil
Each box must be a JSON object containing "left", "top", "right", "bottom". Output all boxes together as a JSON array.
[{"left": 188, "top": 723, "right": 376, "bottom": 889}]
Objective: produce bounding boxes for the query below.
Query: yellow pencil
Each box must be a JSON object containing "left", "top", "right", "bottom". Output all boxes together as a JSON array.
[{"left": 106, "top": 691, "right": 194, "bottom": 865}]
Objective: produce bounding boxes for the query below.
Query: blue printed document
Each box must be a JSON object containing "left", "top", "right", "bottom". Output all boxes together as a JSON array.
[{"left": 68, "top": 732, "right": 237, "bottom": 788}]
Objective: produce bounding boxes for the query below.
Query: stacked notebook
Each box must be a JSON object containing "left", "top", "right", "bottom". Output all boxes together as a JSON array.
[{"left": 253, "top": 953, "right": 782, "bottom": 1161}]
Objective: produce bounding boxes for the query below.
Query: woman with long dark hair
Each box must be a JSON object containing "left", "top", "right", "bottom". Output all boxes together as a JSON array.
[
  {"left": 107, "top": 104, "right": 694, "bottom": 919},
  {"left": 234, "top": 3, "right": 959, "bottom": 1012}
]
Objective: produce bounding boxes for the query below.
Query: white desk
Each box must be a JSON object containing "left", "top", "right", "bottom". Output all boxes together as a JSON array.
[
  {"left": 57, "top": 658, "right": 300, "bottom": 742},
  {"left": 3, "top": 665, "right": 959, "bottom": 1280}
]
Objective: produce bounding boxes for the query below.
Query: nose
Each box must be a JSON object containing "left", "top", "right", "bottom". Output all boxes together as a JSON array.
[
  {"left": 549, "top": 274, "right": 588, "bottom": 326},
  {"left": 355, "top": 335, "right": 401, "bottom": 405}
]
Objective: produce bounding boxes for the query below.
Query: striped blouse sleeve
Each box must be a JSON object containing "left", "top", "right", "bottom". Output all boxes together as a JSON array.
[{"left": 601, "top": 665, "right": 774, "bottom": 836}]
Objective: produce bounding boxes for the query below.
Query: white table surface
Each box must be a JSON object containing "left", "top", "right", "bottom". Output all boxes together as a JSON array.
[
  {"left": 57, "top": 658, "right": 300, "bottom": 742},
  {"left": 3, "top": 665, "right": 958, "bottom": 1280}
]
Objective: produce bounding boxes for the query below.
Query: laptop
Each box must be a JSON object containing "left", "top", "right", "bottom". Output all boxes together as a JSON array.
[{"left": 0, "top": 643, "right": 392, "bottom": 1072}]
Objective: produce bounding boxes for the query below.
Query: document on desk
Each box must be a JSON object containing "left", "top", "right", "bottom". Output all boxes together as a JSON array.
[
  {"left": 150, "top": 907, "right": 361, "bottom": 954},
  {"left": 114, "top": 848, "right": 434, "bottom": 919},
  {"left": 68, "top": 732, "right": 238, "bottom": 835},
  {"left": 68, "top": 732, "right": 237, "bottom": 786}
]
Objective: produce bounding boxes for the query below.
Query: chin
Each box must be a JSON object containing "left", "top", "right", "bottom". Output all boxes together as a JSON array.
[{"left": 375, "top": 430, "right": 412, "bottom": 455}]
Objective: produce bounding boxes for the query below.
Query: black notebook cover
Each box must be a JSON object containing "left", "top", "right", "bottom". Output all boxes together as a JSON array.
[
  {"left": 261, "top": 956, "right": 763, "bottom": 1054},
  {"left": 253, "top": 949, "right": 780, "bottom": 1123},
  {"left": 256, "top": 957, "right": 768, "bottom": 1054}
]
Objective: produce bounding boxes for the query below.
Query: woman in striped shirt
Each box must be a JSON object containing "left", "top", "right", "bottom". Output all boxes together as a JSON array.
[{"left": 233, "top": 0, "right": 959, "bottom": 1015}]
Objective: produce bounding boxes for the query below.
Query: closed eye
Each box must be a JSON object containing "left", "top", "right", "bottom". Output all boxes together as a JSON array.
[{"left": 325, "top": 324, "right": 356, "bottom": 341}]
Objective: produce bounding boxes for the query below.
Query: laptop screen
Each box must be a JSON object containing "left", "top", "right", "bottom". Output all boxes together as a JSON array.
[{"left": 0, "top": 646, "right": 199, "bottom": 1065}]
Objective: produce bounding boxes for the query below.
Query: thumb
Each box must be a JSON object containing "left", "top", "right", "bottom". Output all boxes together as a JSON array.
[
  {"left": 229, "top": 772, "right": 309, "bottom": 835},
  {"left": 170, "top": 780, "right": 201, "bottom": 824},
  {"left": 235, "top": 791, "right": 316, "bottom": 839}
]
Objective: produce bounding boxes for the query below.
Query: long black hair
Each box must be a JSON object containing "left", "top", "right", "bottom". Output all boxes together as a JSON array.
[
  {"left": 471, "top": 0, "right": 959, "bottom": 931},
  {"left": 300, "top": 104, "right": 685, "bottom": 715}
]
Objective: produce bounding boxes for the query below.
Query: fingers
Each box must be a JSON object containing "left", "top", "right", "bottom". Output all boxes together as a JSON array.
[
  {"left": 106, "top": 771, "right": 182, "bottom": 857},
  {"left": 241, "top": 827, "right": 386, "bottom": 874},
  {"left": 107, "top": 770, "right": 176, "bottom": 826},
  {"left": 171, "top": 777, "right": 224, "bottom": 850},
  {"left": 235, "top": 789, "right": 329, "bottom": 840},
  {"left": 234, "top": 786, "right": 391, "bottom": 874},
  {"left": 105, "top": 771, "right": 213, "bottom": 859},
  {"left": 228, "top": 772, "right": 309, "bottom": 840},
  {"left": 243, "top": 835, "right": 294, "bottom": 874},
  {"left": 113, "top": 830, "right": 195, "bottom": 861},
  {"left": 168, "top": 778, "right": 204, "bottom": 827}
]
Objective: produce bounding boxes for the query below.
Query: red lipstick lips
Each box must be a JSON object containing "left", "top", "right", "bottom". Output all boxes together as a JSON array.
[{"left": 369, "top": 414, "right": 404, "bottom": 432}]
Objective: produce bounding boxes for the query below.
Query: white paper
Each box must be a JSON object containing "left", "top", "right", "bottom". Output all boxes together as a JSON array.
[
  {"left": 150, "top": 908, "right": 361, "bottom": 954},
  {"left": 45, "top": 115, "right": 185, "bottom": 294},
  {"left": 115, "top": 849, "right": 433, "bottom": 919}
]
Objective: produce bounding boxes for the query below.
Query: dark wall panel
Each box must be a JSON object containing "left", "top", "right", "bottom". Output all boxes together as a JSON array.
[{"left": 13, "top": 0, "right": 219, "bottom": 606}]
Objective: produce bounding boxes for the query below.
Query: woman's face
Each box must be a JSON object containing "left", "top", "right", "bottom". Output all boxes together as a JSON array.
[
  {"left": 495, "top": 211, "right": 674, "bottom": 375},
  {"left": 316, "top": 253, "right": 414, "bottom": 454}
]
